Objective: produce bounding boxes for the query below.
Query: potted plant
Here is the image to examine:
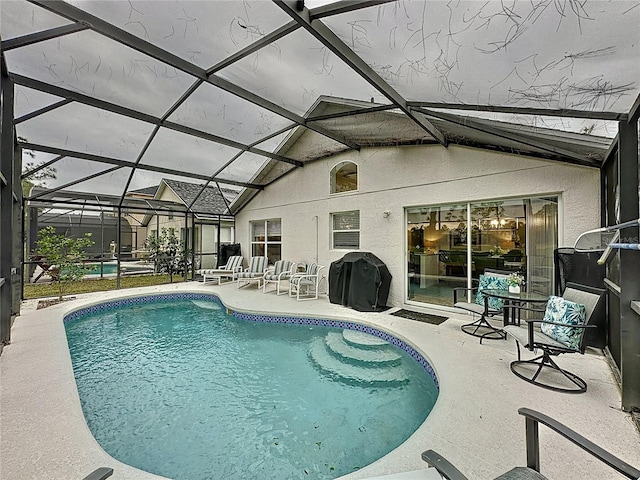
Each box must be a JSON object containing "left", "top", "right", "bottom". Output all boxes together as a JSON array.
[{"left": 507, "top": 272, "right": 525, "bottom": 294}]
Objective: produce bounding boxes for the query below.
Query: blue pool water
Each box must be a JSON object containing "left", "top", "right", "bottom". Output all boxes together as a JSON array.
[
  {"left": 65, "top": 296, "right": 438, "bottom": 480},
  {"left": 79, "top": 262, "right": 152, "bottom": 276}
]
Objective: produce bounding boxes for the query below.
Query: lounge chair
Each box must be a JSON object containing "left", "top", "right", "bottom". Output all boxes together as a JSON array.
[
  {"left": 262, "top": 260, "right": 295, "bottom": 295},
  {"left": 453, "top": 268, "right": 511, "bottom": 342},
  {"left": 422, "top": 407, "right": 640, "bottom": 480},
  {"left": 289, "top": 263, "right": 325, "bottom": 301},
  {"left": 197, "top": 255, "right": 243, "bottom": 284},
  {"left": 502, "top": 282, "right": 605, "bottom": 393},
  {"left": 236, "top": 256, "right": 268, "bottom": 288}
]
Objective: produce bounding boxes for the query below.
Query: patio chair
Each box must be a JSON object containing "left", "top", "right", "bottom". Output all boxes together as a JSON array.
[
  {"left": 82, "top": 467, "right": 114, "bottom": 480},
  {"left": 262, "top": 260, "right": 295, "bottom": 295},
  {"left": 502, "top": 282, "right": 605, "bottom": 393},
  {"left": 236, "top": 256, "right": 268, "bottom": 289},
  {"left": 197, "top": 255, "right": 243, "bottom": 284},
  {"left": 453, "top": 269, "right": 511, "bottom": 342},
  {"left": 30, "top": 255, "right": 60, "bottom": 282},
  {"left": 421, "top": 407, "right": 640, "bottom": 480},
  {"left": 289, "top": 263, "right": 325, "bottom": 301}
]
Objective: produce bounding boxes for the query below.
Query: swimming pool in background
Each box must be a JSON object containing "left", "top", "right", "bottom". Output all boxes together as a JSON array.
[
  {"left": 64, "top": 294, "right": 439, "bottom": 480},
  {"left": 79, "top": 262, "right": 153, "bottom": 277}
]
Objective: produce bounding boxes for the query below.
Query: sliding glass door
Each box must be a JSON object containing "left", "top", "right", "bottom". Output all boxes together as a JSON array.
[{"left": 407, "top": 196, "right": 558, "bottom": 307}]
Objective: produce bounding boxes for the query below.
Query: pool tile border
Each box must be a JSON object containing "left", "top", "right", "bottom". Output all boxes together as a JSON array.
[{"left": 64, "top": 292, "right": 439, "bottom": 389}]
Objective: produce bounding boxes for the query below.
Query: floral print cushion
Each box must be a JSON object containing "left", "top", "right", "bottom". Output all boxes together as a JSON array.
[
  {"left": 540, "top": 296, "right": 587, "bottom": 350},
  {"left": 475, "top": 275, "right": 508, "bottom": 311}
]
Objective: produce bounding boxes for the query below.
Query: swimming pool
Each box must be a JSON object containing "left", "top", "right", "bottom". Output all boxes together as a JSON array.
[
  {"left": 64, "top": 293, "right": 439, "bottom": 480},
  {"left": 79, "top": 262, "right": 153, "bottom": 277}
]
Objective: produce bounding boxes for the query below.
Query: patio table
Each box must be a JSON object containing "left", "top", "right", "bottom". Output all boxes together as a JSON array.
[{"left": 482, "top": 289, "right": 549, "bottom": 327}]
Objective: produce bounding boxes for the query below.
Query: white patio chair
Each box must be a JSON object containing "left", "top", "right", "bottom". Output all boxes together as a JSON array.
[
  {"left": 289, "top": 263, "right": 325, "bottom": 301},
  {"left": 236, "top": 256, "right": 268, "bottom": 289},
  {"left": 197, "top": 255, "right": 244, "bottom": 284},
  {"left": 262, "top": 260, "right": 295, "bottom": 295}
]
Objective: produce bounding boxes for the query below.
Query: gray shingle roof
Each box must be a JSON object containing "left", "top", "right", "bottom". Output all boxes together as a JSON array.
[
  {"left": 162, "top": 179, "right": 237, "bottom": 216},
  {"left": 128, "top": 185, "right": 158, "bottom": 196}
]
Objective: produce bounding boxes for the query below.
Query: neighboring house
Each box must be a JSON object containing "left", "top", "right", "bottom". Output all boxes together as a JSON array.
[
  {"left": 233, "top": 97, "right": 605, "bottom": 310},
  {"left": 129, "top": 179, "right": 237, "bottom": 269}
]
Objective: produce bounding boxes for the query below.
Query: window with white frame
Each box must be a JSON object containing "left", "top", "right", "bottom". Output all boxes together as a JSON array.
[
  {"left": 332, "top": 211, "right": 360, "bottom": 249},
  {"left": 251, "top": 219, "right": 281, "bottom": 263},
  {"left": 330, "top": 161, "right": 358, "bottom": 194}
]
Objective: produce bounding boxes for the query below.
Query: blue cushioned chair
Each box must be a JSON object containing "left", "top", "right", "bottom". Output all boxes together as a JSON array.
[
  {"left": 502, "top": 282, "right": 605, "bottom": 393},
  {"left": 453, "top": 269, "right": 511, "bottom": 342}
]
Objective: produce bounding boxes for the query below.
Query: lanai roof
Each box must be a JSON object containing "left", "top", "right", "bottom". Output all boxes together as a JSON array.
[{"left": 3, "top": 0, "right": 639, "bottom": 215}]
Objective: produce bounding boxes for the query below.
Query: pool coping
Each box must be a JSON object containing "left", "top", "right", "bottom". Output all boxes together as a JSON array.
[{"left": 2, "top": 282, "right": 639, "bottom": 480}]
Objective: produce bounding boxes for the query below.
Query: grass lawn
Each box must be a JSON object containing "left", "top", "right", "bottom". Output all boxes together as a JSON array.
[{"left": 23, "top": 274, "right": 190, "bottom": 299}]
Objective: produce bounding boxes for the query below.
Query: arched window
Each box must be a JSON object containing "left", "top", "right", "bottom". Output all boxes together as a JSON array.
[{"left": 330, "top": 161, "right": 358, "bottom": 194}]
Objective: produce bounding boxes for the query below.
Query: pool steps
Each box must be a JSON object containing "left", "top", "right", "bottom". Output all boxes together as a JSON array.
[
  {"left": 308, "top": 330, "right": 409, "bottom": 386},
  {"left": 342, "top": 329, "right": 391, "bottom": 348},
  {"left": 324, "top": 331, "right": 402, "bottom": 367}
]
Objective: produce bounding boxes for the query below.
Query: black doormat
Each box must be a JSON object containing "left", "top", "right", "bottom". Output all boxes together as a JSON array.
[{"left": 390, "top": 309, "right": 449, "bottom": 325}]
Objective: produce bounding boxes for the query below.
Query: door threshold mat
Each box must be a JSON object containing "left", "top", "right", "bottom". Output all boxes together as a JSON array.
[{"left": 390, "top": 309, "right": 449, "bottom": 325}]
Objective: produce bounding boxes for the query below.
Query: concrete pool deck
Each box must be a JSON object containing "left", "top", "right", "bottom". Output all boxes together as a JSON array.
[{"left": 1, "top": 282, "right": 639, "bottom": 480}]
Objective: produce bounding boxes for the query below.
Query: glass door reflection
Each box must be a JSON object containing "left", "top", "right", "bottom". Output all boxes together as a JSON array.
[{"left": 406, "top": 197, "right": 557, "bottom": 307}]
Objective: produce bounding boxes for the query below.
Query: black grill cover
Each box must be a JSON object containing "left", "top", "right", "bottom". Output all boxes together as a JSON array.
[
  {"left": 329, "top": 252, "right": 392, "bottom": 312},
  {"left": 217, "top": 243, "right": 241, "bottom": 268}
]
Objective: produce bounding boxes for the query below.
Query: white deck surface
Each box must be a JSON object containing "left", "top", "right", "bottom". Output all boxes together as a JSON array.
[{"left": 2, "top": 281, "right": 639, "bottom": 480}]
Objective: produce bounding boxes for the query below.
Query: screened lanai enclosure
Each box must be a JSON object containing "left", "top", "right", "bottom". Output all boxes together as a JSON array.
[{"left": 1, "top": 1, "right": 639, "bottom": 409}]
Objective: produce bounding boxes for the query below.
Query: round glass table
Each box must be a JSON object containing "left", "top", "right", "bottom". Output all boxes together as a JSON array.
[{"left": 481, "top": 289, "right": 549, "bottom": 326}]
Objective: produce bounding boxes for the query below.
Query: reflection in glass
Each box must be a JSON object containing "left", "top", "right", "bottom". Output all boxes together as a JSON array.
[
  {"left": 407, "top": 197, "right": 558, "bottom": 307},
  {"left": 330, "top": 161, "right": 358, "bottom": 194}
]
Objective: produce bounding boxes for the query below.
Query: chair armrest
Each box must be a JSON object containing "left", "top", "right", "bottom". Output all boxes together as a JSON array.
[
  {"left": 525, "top": 318, "right": 596, "bottom": 329},
  {"left": 421, "top": 450, "right": 469, "bottom": 480},
  {"left": 513, "top": 305, "right": 548, "bottom": 314},
  {"left": 518, "top": 408, "right": 640, "bottom": 479},
  {"left": 523, "top": 317, "right": 594, "bottom": 350},
  {"left": 277, "top": 269, "right": 294, "bottom": 280},
  {"left": 82, "top": 467, "right": 114, "bottom": 480},
  {"left": 453, "top": 287, "right": 478, "bottom": 304}
]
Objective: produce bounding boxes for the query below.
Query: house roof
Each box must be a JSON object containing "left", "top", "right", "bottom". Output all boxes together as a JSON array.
[
  {"left": 128, "top": 185, "right": 158, "bottom": 197},
  {"left": 160, "top": 179, "right": 236, "bottom": 218}
]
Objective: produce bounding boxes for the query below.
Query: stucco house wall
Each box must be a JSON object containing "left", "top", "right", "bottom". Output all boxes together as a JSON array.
[{"left": 235, "top": 144, "right": 600, "bottom": 307}]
